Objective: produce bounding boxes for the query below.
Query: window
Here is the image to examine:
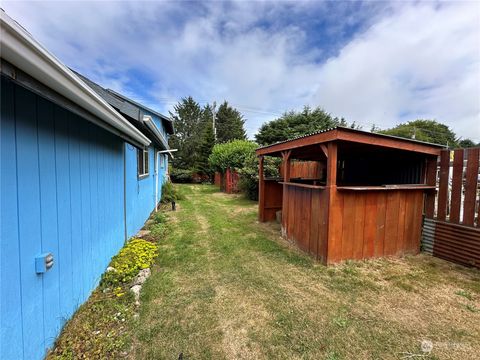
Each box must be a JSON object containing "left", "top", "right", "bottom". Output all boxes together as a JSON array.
[
  {"left": 137, "top": 148, "right": 149, "bottom": 178},
  {"left": 160, "top": 154, "right": 165, "bottom": 168}
]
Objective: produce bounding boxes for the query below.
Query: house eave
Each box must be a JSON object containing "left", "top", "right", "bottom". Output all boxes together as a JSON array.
[{"left": 0, "top": 10, "right": 151, "bottom": 147}]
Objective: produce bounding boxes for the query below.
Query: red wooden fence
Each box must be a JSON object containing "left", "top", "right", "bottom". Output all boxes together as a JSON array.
[
  {"left": 214, "top": 172, "right": 222, "bottom": 187},
  {"left": 422, "top": 148, "right": 480, "bottom": 268},
  {"left": 215, "top": 168, "right": 240, "bottom": 194}
]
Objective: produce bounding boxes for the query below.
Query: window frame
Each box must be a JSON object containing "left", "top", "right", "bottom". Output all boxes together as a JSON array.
[
  {"left": 160, "top": 153, "right": 165, "bottom": 168},
  {"left": 137, "top": 147, "right": 149, "bottom": 179}
]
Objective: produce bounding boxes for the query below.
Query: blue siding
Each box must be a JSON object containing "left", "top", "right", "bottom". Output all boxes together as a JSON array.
[
  {"left": 1, "top": 79, "right": 126, "bottom": 360},
  {"left": 125, "top": 110, "right": 168, "bottom": 237}
]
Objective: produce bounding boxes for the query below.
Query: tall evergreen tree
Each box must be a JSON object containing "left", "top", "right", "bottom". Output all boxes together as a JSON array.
[
  {"left": 168, "top": 97, "right": 204, "bottom": 170},
  {"left": 215, "top": 101, "right": 247, "bottom": 143},
  {"left": 196, "top": 104, "right": 216, "bottom": 175}
]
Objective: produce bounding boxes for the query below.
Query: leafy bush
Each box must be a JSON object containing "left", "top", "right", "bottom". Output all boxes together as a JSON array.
[
  {"left": 101, "top": 238, "right": 158, "bottom": 287},
  {"left": 161, "top": 181, "right": 184, "bottom": 203},
  {"left": 170, "top": 168, "right": 194, "bottom": 183},
  {"left": 238, "top": 153, "right": 281, "bottom": 200},
  {"left": 208, "top": 140, "right": 258, "bottom": 173}
]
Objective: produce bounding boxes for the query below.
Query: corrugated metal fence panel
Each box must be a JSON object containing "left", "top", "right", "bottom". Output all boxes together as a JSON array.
[
  {"left": 422, "top": 218, "right": 480, "bottom": 268},
  {"left": 421, "top": 218, "right": 435, "bottom": 254}
]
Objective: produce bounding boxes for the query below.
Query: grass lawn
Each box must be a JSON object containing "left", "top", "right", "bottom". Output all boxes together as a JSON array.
[{"left": 129, "top": 184, "right": 480, "bottom": 360}]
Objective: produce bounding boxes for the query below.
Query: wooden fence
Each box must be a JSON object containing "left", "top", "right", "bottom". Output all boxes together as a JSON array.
[
  {"left": 214, "top": 168, "right": 240, "bottom": 194},
  {"left": 422, "top": 148, "right": 480, "bottom": 268},
  {"left": 280, "top": 161, "right": 324, "bottom": 180}
]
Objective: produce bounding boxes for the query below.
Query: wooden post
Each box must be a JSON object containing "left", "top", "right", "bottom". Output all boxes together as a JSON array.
[
  {"left": 258, "top": 156, "right": 265, "bottom": 222},
  {"left": 463, "top": 148, "right": 479, "bottom": 226},
  {"left": 450, "top": 149, "right": 464, "bottom": 223},
  {"left": 326, "top": 142, "right": 337, "bottom": 186},
  {"left": 424, "top": 156, "right": 437, "bottom": 218},
  {"left": 282, "top": 150, "right": 292, "bottom": 182},
  {"left": 326, "top": 141, "right": 340, "bottom": 264}
]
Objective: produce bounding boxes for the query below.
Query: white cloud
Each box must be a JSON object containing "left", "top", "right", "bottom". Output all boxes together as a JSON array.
[
  {"left": 312, "top": 2, "right": 480, "bottom": 140},
  {"left": 2, "top": 1, "right": 479, "bottom": 141}
]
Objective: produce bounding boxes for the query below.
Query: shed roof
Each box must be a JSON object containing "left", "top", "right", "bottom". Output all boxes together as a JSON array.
[{"left": 256, "top": 127, "right": 444, "bottom": 158}]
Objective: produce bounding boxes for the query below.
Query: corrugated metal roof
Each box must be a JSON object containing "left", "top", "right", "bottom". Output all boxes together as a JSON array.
[
  {"left": 73, "top": 71, "right": 171, "bottom": 149},
  {"left": 256, "top": 126, "right": 446, "bottom": 151}
]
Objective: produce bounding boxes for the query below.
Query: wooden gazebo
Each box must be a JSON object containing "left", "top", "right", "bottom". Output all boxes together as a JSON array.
[{"left": 256, "top": 127, "right": 443, "bottom": 264}]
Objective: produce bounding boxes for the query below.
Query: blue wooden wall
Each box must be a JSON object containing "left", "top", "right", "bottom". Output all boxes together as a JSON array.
[
  {"left": 125, "top": 115, "right": 168, "bottom": 238},
  {"left": 1, "top": 78, "right": 126, "bottom": 360}
]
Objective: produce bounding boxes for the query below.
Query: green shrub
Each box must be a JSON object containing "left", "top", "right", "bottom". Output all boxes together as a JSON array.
[
  {"left": 161, "top": 181, "right": 184, "bottom": 203},
  {"left": 101, "top": 238, "right": 158, "bottom": 287},
  {"left": 238, "top": 152, "right": 281, "bottom": 200},
  {"left": 170, "top": 168, "right": 194, "bottom": 183},
  {"left": 208, "top": 140, "right": 258, "bottom": 173}
]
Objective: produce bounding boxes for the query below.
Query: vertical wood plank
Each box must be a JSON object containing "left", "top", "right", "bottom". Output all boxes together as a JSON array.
[
  {"left": 384, "top": 191, "right": 400, "bottom": 256},
  {"left": 374, "top": 192, "right": 387, "bottom": 257},
  {"left": 363, "top": 192, "right": 377, "bottom": 258},
  {"left": 437, "top": 150, "right": 450, "bottom": 220},
  {"left": 396, "top": 192, "right": 407, "bottom": 255},
  {"left": 15, "top": 86, "right": 45, "bottom": 359},
  {"left": 68, "top": 114, "right": 84, "bottom": 304},
  {"left": 424, "top": 156, "right": 437, "bottom": 218},
  {"left": 304, "top": 190, "right": 312, "bottom": 254},
  {"left": 352, "top": 193, "right": 366, "bottom": 259},
  {"left": 55, "top": 106, "right": 74, "bottom": 319},
  {"left": 310, "top": 190, "right": 320, "bottom": 258},
  {"left": 318, "top": 191, "right": 329, "bottom": 263},
  {"left": 341, "top": 193, "right": 355, "bottom": 260},
  {"left": 463, "top": 148, "right": 479, "bottom": 226},
  {"left": 326, "top": 141, "right": 343, "bottom": 263},
  {"left": 79, "top": 120, "right": 92, "bottom": 304},
  {"left": 411, "top": 191, "right": 424, "bottom": 253},
  {"left": 449, "top": 149, "right": 464, "bottom": 223},
  {"left": 403, "top": 191, "right": 415, "bottom": 253},
  {"left": 37, "top": 96, "right": 61, "bottom": 350},
  {"left": 1, "top": 79, "right": 24, "bottom": 360}
]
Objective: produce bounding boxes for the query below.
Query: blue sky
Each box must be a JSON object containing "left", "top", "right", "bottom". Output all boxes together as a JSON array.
[{"left": 3, "top": 0, "right": 479, "bottom": 141}]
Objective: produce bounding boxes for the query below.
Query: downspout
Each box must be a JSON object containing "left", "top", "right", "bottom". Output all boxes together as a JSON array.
[
  {"left": 123, "top": 143, "right": 128, "bottom": 243},
  {"left": 155, "top": 150, "right": 160, "bottom": 212}
]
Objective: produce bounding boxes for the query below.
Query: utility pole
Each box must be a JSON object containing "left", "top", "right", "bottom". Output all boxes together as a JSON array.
[{"left": 212, "top": 101, "right": 217, "bottom": 141}]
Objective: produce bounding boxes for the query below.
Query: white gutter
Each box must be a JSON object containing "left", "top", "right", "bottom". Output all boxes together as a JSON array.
[
  {"left": 158, "top": 149, "right": 177, "bottom": 159},
  {"left": 0, "top": 11, "right": 150, "bottom": 147},
  {"left": 143, "top": 115, "right": 169, "bottom": 149}
]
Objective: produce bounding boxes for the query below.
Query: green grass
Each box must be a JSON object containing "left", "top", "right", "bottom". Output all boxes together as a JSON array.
[
  {"left": 130, "top": 185, "right": 480, "bottom": 360},
  {"left": 48, "top": 184, "right": 480, "bottom": 359}
]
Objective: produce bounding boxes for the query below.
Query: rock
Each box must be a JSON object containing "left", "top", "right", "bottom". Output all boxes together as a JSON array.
[
  {"left": 136, "top": 229, "right": 151, "bottom": 238},
  {"left": 130, "top": 285, "right": 142, "bottom": 302},
  {"left": 132, "top": 268, "right": 151, "bottom": 286},
  {"left": 421, "top": 340, "right": 433, "bottom": 353},
  {"left": 106, "top": 266, "right": 116, "bottom": 272}
]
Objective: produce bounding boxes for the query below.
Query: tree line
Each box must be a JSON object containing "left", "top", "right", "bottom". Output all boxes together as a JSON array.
[
  {"left": 168, "top": 97, "right": 247, "bottom": 181},
  {"left": 169, "top": 98, "right": 477, "bottom": 185}
]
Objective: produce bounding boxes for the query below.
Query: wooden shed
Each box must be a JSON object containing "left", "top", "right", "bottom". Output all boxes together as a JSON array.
[{"left": 256, "top": 127, "right": 443, "bottom": 264}]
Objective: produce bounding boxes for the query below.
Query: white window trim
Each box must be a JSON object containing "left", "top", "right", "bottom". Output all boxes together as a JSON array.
[{"left": 138, "top": 148, "right": 149, "bottom": 178}]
